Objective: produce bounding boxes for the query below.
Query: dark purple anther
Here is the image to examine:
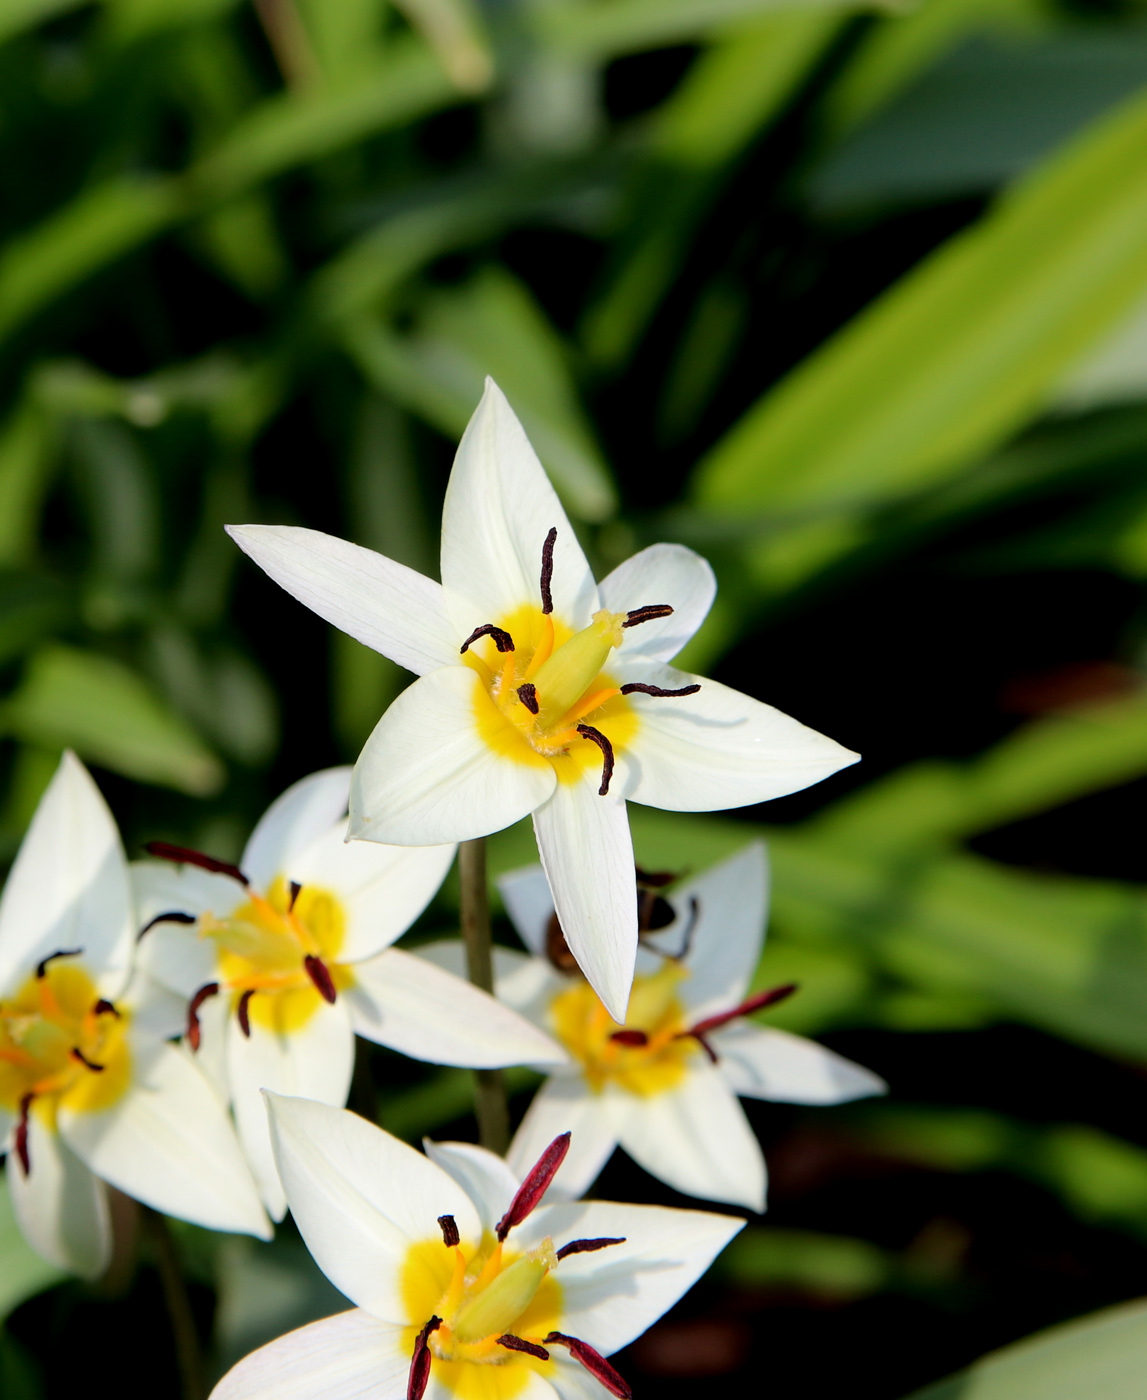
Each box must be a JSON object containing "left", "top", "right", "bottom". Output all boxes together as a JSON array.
[{"left": 495, "top": 1132, "right": 571, "bottom": 1241}]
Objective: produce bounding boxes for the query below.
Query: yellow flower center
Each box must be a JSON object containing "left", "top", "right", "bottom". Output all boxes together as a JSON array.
[
  {"left": 204, "top": 876, "right": 353, "bottom": 1034},
  {"left": 0, "top": 959, "right": 131, "bottom": 1130},
  {"left": 465, "top": 605, "right": 638, "bottom": 787},
  {"left": 549, "top": 962, "right": 696, "bottom": 1096},
  {"left": 402, "top": 1234, "right": 563, "bottom": 1399}
]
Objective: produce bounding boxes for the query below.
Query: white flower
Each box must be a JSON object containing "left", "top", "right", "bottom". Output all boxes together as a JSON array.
[
  {"left": 132, "top": 767, "right": 566, "bottom": 1218},
  {"left": 225, "top": 379, "right": 857, "bottom": 1021},
  {"left": 0, "top": 752, "right": 270, "bottom": 1279},
  {"left": 422, "top": 844, "right": 886, "bottom": 1212},
  {"left": 211, "top": 1093, "right": 744, "bottom": 1400}
]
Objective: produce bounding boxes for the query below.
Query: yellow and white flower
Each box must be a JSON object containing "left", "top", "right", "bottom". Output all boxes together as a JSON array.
[
  {"left": 226, "top": 380, "right": 857, "bottom": 1021},
  {"left": 423, "top": 844, "right": 885, "bottom": 1212},
  {"left": 211, "top": 1094, "right": 743, "bottom": 1400},
  {"left": 0, "top": 753, "right": 269, "bottom": 1279},
  {"left": 132, "top": 767, "right": 566, "bottom": 1218}
]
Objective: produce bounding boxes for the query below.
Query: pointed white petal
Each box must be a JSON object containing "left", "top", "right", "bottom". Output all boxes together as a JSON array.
[
  {"left": 266, "top": 1095, "right": 481, "bottom": 1323},
  {"left": 288, "top": 823, "right": 455, "bottom": 963},
  {"left": 347, "top": 947, "right": 566, "bottom": 1067},
  {"left": 714, "top": 1023, "right": 887, "bottom": 1104},
  {"left": 617, "top": 665, "right": 859, "bottom": 811},
  {"left": 422, "top": 1139, "right": 519, "bottom": 1234},
  {"left": 59, "top": 1032, "right": 271, "bottom": 1238},
  {"left": 440, "top": 380, "right": 598, "bottom": 634},
  {"left": 227, "top": 996, "right": 355, "bottom": 1219},
  {"left": 210, "top": 1309, "right": 408, "bottom": 1400},
  {"left": 242, "top": 767, "right": 352, "bottom": 890},
  {"left": 507, "top": 1077, "right": 616, "bottom": 1203},
  {"left": 642, "top": 844, "right": 768, "bottom": 1018},
  {"left": 532, "top": 780, "right": 636, "bottom": 1023},
  {"left": 350, "top": 666, "right": 556, "bottom": 846},
  {"left": 517, "top": 1199, "right": 744, "bottom": 1355},
  {"left": 611, "top": 1067, "right": 765, "bottom": 1212},
  {"left": 599, "top": 544, "right": 716, "bottom": 664},
  {"left": 498, "top": 864, "right": 556, "bottom": 957},
  {"left": 7, "top": 1118, "right": 111, "bottom": 1279},
  {"left": 227, "top": 525, "right": 459, "bottom": 676},
  {"left": 415, "top": 942, "right": 560, "bottom": 1028},
  {"left": 0, "top": 752, "right": 132, "bottom": 996}
]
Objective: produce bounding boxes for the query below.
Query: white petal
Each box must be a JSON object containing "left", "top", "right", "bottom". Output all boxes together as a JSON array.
[
  {"left": 242, "top": 767, "right": 353, "bottom": 890},
  {"left": 548, "top": 1356, "right": 618, "bottom": 1400},
  {"left": 227, "top": 996, "right": 356, "bottom": 1219},
  {"left": 0, "top": 752, "right": 132, "bottom": 997},
  {"left": 517, "top": 1199, "right": 743, "bottom": 1355},
  {"left": 507, "top": 1077, "right": 616, "bottom": 1203},
  {"left": 618, "top": 665, "right": 859, "bottom": 811},
  {"left": 599, "top": 544, "right": 716, "bottom": 664},
  {"left": 210, "top": 1309, "right": 408, "bottom": 1400},
  {"left": 136, "top": 919, "right": 218, "bottom": 999},
  {"left": 642, "top": 844, "right": 768, "bottom": 1019},
  {"left": 118, "top": 968, "right": 189, "bottom": 1039},
  {"left": 288, "top": 823, "right": 455, "bottom": 963},
  {"left": 350, "top": 667, "right": 555, "bottom": 846},
  {"left": 532, "top": 780, "right": 636, "bottom": 1023},
  {"left": 266, "top": 1095, "right": 482, "bottom": 1323},
  {"left": 59, "top": 1032, "right": 271, "bottom": 1238},
  {"left": 415, "top": 942, "right": 561, "bottom": 1029},
  {"left": 714, "top": 1023, "right": 887, "bottom": 1104},
  {"left": 7, "top": 1118, "right": 111, "bottom": 1279},
  {"left": 227, "top": 525, "right": 459, "bottom": 676},
  {"left": 498, "top": 864, "right": 556, "bottom": 956},
  {"left": 440, "top": 379, "right": 598, "bottom": 635},
  {"left": 131, "top": 858, "right": 243, "bottom": 936},
  {"left": 346, "top": 947, "right": 566, "bottom": 1068},
  {"left": 421, "top": 1139, "right": 520, "bottom": 1234},
  {"left": 610, "top": 1067, "right": 766, "bottom": 1212}
]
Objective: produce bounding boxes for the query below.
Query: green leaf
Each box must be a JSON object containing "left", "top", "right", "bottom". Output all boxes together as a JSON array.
[
  {"left": 0, "top": 645, "right": 225, "bottom": 795},
  {"left": 904, "top": 1297, "right": 1147, "bottom": 1399},
  {"left": 0, "top": 1175, "right": 65, "bottom": 1320},
  {"left": 0, "top": 0, "right": 89, "bottom": 47},
  {"left": 0, "top": 401, "right": 59, "bottom": 569},
  {"left": 693, "top": 83, "right": 1147, "bottom": 590},
  {"left": 721, "top": 1227, "right": 893, "bottom": 1298}
]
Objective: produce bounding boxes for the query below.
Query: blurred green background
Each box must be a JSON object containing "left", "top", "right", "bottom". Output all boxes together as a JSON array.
[{"left": 9, "top": 0, "right": 1147, "bottom": 1396}]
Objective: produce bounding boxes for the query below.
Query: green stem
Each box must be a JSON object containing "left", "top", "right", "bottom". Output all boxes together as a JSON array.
[
  {"left": 458, "top": 836, "right": 510, "bottom": 1154},
  {"left": 144, "top": 1208, "right": 206, "bottom": 1400}
]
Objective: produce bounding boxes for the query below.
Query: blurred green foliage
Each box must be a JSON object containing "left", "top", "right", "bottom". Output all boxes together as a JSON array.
[{"left": 7, "top": 0, "right": 1147, "bottom": 1395}]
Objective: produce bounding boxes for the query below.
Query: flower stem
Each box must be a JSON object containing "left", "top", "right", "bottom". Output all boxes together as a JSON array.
[
  {"left": 144, "top": 1207, "right": 206, "bottom": 1400},
  {"left": 458, "top": 837, "right": 510, "bottom": 1154}
]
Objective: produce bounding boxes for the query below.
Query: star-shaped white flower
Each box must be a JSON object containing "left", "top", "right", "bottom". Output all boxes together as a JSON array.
[
  {"left": 0, "top": 752, "right": 270, "bottom": 1279},
  {"left": 132, "top": 767, "right": 566, "bottom": 1218},
  {"left": 211, "top": 1093, "right": 744, "bottom": 1400},
  {"left": 225, "top": 380, "right": 857, "bottom": 1021},
  {"left": 422, "top": 844, "right": 886, "bottom": 1212}
]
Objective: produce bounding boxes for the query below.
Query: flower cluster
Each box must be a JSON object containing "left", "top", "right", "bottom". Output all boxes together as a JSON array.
[{"left": 1, "top": 381, "right": 874, "bottom": 1400}]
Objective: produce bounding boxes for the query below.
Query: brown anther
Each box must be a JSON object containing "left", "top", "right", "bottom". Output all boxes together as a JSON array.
[
  {"left": 70, "top": 1047, "right": 104, "bottom": 1072},
  {"left": 94, "top": 998, "right": 120, "bottom": 1018},
  {"left": 237, "top": 989, "right": 255, "bottom": 1038},
  {"left": 685, "top": 983, "right": 799, "bottom": 1040},
  {"left": 14, "top": 1093, "right": 33, "bottom": 1176},
  {"left": 540, "top": 526, "right": 557, "bottom": 615},
  {"left": 145, "top": 841, "right": 249, "bottom": 887},
  {"left": 555, "top": 1237, "right": 625, "bottom": 1261},
  {"left": 438, "top": 1214, "right": 460, "bottom": 1247},
  {"left": 289, "top": 880, "right": 302, "bottom": 912},
  {"left": 408, "top": 1316, "right": 441, "bottom": 1400},
  {"left": 460, "top": 624, "right": 514, "bottom": 655},
  {"left": 138, "top": 910, "right": 196, "bottom": 941},
  {"left": 498, "top": 1335, "right": 550, "bottom": 1361},
  {"left": 635, "top": 867, "right": 676, "bottom": 889},
  {"left": 621, "top": 605, "right": 673, "bottom": 629},
  {"left": 304, "top": 955, "right": 337, "bottom": 1004},
  {"left": 36, "top": 948, "right": 82, "bottom": 979},
  {"left": 576, "top": 724, "right": 614, "bottom": 796},
  {"left": 187, "top": 982, "right": 220, "bottom": 1051},
  {"left": 544, "top": 1333, "right": 631, "bottom": 1398},
  {"left": 496, "top": 1132, "right": 571, "bottom": 1241},
  {"left": 619, "top": 682, "right": 701, "bottom": 698},
  {"left": 609, "top": 1030, "right": 648, "bottom": 1047},
  {"left": 517, "top": 682, "right": 539, "bottom": 714}
]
